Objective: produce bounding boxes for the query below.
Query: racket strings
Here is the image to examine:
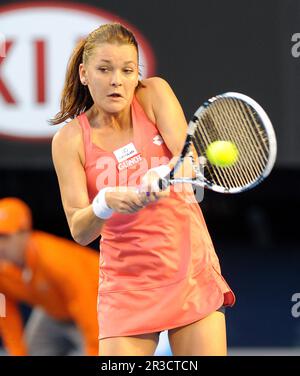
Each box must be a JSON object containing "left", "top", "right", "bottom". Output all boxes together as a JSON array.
[
  {"left": 239, "top": 100, "right": 270, "bottom": 155},
  {"left": 210, "top": 99, "right": 268, "bottom": 186},
  {"left": 218, "top": 99, "right": 266, "bottom": 181},
  {"left": 194, "top": 116, "right": 246, "bottom": 189},
  {"left": 192, "top": 98, "right": 270, "bottom": 190},
  {"left": 207, "top": 101, "right": 255, "bottom": 187},
  {"left": 231, "top": 99, "right": 269, "bottom": 166},
  {"left": 193, "top": 119, "right": 238, "bottom": 188},
  {"left": 191, "top": 123, "right": 225, "bottom": 186},
  {"left": 212, "top": 99, "right": 264, "bottom": 184}
]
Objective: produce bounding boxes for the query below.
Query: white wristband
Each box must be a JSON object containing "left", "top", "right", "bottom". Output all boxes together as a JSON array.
[{"left": 92, "top": 187, "right": 114, "bottom": 219}]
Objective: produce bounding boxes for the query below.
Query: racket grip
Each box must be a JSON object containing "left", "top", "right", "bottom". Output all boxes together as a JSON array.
[
  {"left": 136, "top": 179, "right": 168, "bottom": 194},
  {"left": 158, "top": 177, "right": 170, "bottom": 191}
]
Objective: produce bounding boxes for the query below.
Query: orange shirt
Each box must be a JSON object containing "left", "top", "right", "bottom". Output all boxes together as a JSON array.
[{"left": 0, "top": 231, "right": 99, "bottom": 355}]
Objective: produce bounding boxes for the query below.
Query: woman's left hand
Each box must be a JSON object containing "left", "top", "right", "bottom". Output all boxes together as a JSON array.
[{"left": 139, "top": 166, "right": 170, "bottom": 203}]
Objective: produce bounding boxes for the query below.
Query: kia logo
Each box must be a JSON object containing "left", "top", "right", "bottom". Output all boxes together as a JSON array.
[{"left": 0, "top": 2, "right": 155, "bottom": 140}]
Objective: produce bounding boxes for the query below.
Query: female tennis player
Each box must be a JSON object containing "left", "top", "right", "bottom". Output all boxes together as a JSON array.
[{"left": 51, "top": 23, "right": 235, "bottom": 356}]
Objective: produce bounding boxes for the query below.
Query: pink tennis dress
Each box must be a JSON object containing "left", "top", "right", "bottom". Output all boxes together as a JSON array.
[{"left": 77, "top": 96, "right": 235, "bottom": 339}]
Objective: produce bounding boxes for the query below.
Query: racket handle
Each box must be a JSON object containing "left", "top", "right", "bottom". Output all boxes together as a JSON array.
[
  {"left": 158, "top": 177, "right": 170, "bottom": 191},
  {"left": 136, "top": 179, "right": 169, "bottom": 194}
]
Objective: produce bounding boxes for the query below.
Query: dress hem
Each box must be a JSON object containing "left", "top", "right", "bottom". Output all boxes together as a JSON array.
[{"left": 98, "top": 299, "right": 226, "bottom": 340}]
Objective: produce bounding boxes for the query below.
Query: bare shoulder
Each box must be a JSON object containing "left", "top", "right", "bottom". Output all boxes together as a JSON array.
[
  {"left": 136, "top": 77, "right": 174, "bottom": 122},
  {"left": 136, "top": 77, "right": 187, "bottom": 155},
  {"left": 52, "top": 118, "right": 81, "bottom": 145},
  {"left": 51, "top": 118, "right": 84, "bottom": 164},
  {"left": 139, "top": 76, "right": 173, "bottom": 96},
  {"left": 141, "top": 76, "right": 169, "bottom": 87}
]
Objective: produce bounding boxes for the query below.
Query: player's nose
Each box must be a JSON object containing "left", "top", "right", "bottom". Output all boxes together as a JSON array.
[{"left": 110, "top": 71, "right": 122, "bottom": 87}]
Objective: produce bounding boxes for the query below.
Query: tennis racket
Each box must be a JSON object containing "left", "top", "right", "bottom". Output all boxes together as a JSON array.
[{"left": 158, "top": 92, "right": 277, "bottom": 193}]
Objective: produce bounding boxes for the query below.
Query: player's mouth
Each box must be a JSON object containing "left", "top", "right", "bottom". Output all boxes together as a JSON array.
[{"left": 107, "top": 93, "right": 123, "bottom": 98}]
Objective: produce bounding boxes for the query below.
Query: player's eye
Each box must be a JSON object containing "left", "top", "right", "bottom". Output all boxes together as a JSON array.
[
  {"left": 97, "top": 66, "right": 110, "bottom": 73},
  {"left": 123, "top": 68, "right": 134, "bottom": 74}
]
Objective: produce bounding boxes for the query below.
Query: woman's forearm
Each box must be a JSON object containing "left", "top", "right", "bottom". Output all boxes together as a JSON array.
[{"left": 70, "top": 205, "right": 105, "bottom": 246}]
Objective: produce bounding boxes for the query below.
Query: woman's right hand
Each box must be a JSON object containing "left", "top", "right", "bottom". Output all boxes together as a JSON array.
[{"left": 105, "top": 187, "right": 152, "bottom": 214}]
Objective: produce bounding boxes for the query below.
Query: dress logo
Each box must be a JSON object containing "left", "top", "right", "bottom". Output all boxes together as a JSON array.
[
  {"left": 153, "top": 135, "right": 164, "bottom": 146},
  {"left": 113, "top": 142, "right": 138, "bottom": 163}
]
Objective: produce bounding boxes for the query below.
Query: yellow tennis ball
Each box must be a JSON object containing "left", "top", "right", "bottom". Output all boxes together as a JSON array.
[{"left": 206, "top": 140, "right": 239, "bottom": 167}]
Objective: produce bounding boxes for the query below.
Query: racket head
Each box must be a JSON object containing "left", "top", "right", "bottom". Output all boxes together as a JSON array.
[{"left": 184, "top": 92, "right": 277, "bottom": 193}]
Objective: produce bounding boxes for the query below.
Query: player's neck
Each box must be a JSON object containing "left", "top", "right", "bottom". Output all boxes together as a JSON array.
[{"left": 89, "top": 105, "right": 132, "bottom": 132}]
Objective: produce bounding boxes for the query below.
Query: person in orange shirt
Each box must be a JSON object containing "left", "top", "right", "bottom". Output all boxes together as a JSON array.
[
  {"left": 51, "top": 23, "right": 235, "bottom": 356},
  {"left": 0, "top": 197, "right": 99, "bottom": 356}
]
